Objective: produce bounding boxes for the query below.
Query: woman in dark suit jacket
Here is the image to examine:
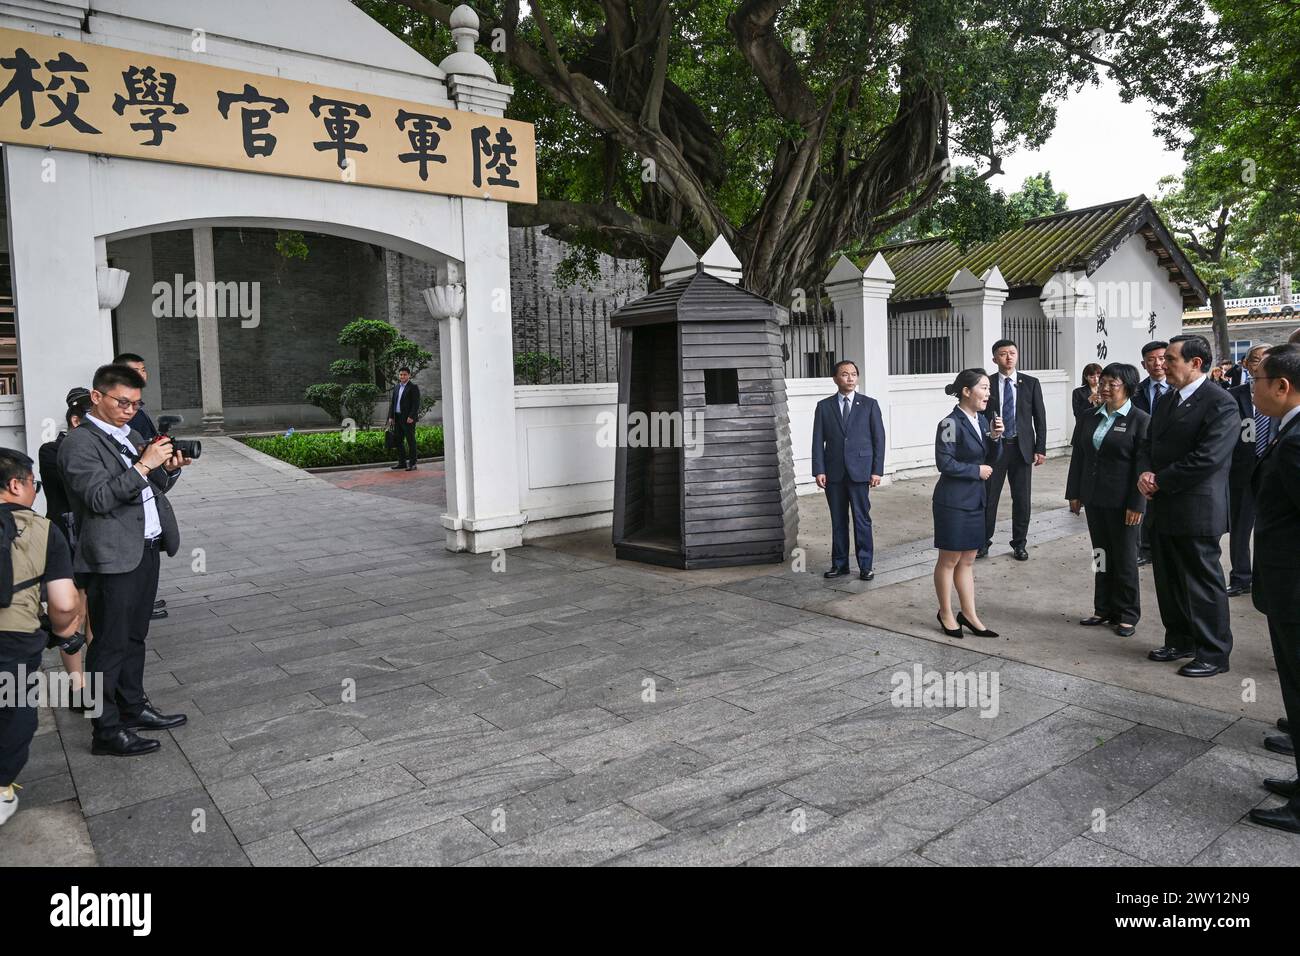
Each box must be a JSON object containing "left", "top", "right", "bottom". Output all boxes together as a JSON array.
[
  {"left": 933, "top": 369, "right": 1004, "bottom": 638},
  {"left": 1065, "top": 362, "right": 1150, "bottom": 637},
  {"left": 1072, "top": 363, "right": 1104, "bottom": 418}
]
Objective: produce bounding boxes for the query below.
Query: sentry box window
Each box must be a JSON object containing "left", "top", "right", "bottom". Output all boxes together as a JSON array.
[{"left": 704, "top": 368, "right": 738, "bottom": 405}]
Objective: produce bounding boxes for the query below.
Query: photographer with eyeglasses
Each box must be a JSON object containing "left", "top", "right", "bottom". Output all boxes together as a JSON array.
[{"left": 56, "top": 364, "right": 188, "bottom": 758}]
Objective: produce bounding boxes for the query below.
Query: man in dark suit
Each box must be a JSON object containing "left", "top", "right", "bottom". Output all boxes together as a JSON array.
[
  {"left": 812, "top": 359, "right": 886, "bottom": 581},
  {"left": 386, "top": 367, "right": 421, "bottom": 472},
  {"left": 1245, "top": 344, "right": 1300, "bottom": 833},
  {"left": 980, "top": 339, "right": 1047, "bottom": 560},
  {"left": 1226, "top": 345, "right": 1272, "bottom": 597},
  {"left": 1132, "top": 341, "right": 1170, "bottom": 566},
  {"left": 1137, "top": 333, "right": 1240, "bottom": 677},
  {"left": 114, "top": 353, "right": 183, "bottom": 620},
  {"left": 57, "top": 364, "right": 188, "bottom": 756}
]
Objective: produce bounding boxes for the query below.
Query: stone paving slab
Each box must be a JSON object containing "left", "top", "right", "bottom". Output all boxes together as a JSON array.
[{"left": 7, "top": 438, "right": 1299, "bottom": 867}]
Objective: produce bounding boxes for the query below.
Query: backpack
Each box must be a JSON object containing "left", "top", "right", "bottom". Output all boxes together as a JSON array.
[{"left": 0, "top": 506, "right": 46, "bottom": 611}]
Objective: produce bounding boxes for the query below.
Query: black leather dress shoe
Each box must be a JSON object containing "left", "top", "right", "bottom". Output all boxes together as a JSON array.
[
  {"left": 390, "top": 463, "right": 405, "bottom": 470},
  {"left": 1012, "top": 547, "right": 1029, "bottom": 561},
  {"left": 1279, "top": 717, "right": 1291, "bottom": 733},
  {"left": 1148, "top": 646, "right": 1195, "bottom": 662},
  {"left": 859, "top": 569, "right": 874, "bottom": 581},
  {"left": 1115, "top": 623, "right": 1136, "bottom": 637},
  {"left": 1249, "top": 805, "right": 1300, "bottom": 834},
  {"left": 975, "top": 547, "right": 989, "bottom": 559},
  {"left": 823, "top": 568, "right": 849, "bottom": 579},
  {"left": 151, "top": 607, "right": 168, "bottom": 620},
  {"left": 1136, "top": 555, "right": 1151, "bottom": 567},
  {"left": 1264, "top": 777, "right": 1300, "bottom": 799},
  {"left": 1178, "top": 660, "right": 1228, "bottom": 677},
  {"left": 1079, "top": 616, "right": 1114, "bottom": 626},
  {"left": 1226, "top": 583, "right": 1252, "bottom": 597},
  {"left": 154, "top": 599, "right": 167, "bottom": 609},
  {"left": 122, "top": 704, "right": 188, "bottom": 732},
  {"left": 91, "top": 728, "right": 161, "bottom": 757},
  {"left": 1265, "top": 734, "right": 1295, "bottom": 756}
]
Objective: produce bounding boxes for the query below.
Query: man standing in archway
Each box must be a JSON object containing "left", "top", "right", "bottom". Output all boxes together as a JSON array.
[{"left": 387, "top": 367, "right": 421, "bottom": 471}]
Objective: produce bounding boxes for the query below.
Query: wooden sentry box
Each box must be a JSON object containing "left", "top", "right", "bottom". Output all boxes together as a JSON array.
[{"left": 609, "top": 266, "right": 799, "bottom": 569}]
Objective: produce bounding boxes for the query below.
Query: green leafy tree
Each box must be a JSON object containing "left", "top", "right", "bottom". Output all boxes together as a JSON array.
[
  {"left": 306, "top": 318, "right": 436, "bottom": 426},
  {"left": 358, "top": 0, "right": 1214, "bottom": 306},
  {"left": 1154, "top": 0, "right": 1300, "bottom": 359}
]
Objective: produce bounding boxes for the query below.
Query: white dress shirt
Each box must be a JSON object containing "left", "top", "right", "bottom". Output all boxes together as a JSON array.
[
  {"left": 1281, "top": 405, "right": 1300, "bottom": 433},
  {"left": 1176, "top": 373, "right": 1208, "bottom": 405},
  {"left": 86, "top": 414, "right": 162, "bottom": 540}
]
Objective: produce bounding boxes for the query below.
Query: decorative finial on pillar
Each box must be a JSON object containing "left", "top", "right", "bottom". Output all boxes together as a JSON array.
[{"left": 439, "top": 4, "right": 496, "bottom": 80}]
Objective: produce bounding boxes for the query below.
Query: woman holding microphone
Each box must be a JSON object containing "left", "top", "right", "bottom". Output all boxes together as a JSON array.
[
  {"left": 1065, "top": 362, "right": 1149, "bottom": 637},
  {"left": 933, "top": 369, "right": 1004, "bottom": 638}
]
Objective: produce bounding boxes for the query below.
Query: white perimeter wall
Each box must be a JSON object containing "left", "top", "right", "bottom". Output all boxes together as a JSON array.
[{"left": 515, "top": 366, "right": 1073, "bottom": 537}]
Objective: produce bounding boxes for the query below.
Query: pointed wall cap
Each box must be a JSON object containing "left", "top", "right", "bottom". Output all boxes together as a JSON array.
[
  {"left": 825, "top": 254, "right": 863, "bottom": 285},
  {"left": 700, "top": 235, "right": 743, "bottom": 271},
  {"left": 945, "top": 267, "right": 984, "bottom": 294},
  {"left": 862, "top": 252, "right": 895, "bottom": 282},
  {"left": 979, "top": 264, "right": 1008, "bottom": 291},
  {"left": 660, "top": 236, "right": 698, "bottom": 275}
]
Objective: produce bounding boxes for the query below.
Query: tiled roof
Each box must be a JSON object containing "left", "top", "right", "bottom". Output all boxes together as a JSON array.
[{"left": 864, "top": 196, "right": 1208, "bottom": 308}]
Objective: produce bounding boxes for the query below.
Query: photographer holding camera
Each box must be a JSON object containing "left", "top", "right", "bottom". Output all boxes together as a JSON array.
[
  {"left": 57, "top": 364, "right": 188, "bottom": 757},
  {"left": 0, "top": 448, "right": 81, "bottom": 828},
  {"left": 114, "top": 353, "right": 197, "bottom": 621}
]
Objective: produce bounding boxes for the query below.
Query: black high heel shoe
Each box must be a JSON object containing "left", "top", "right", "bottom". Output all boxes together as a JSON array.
[
  {"left": 937, "top": 611, "right": 963, "bottom": 639},
  {"left": 956, "top": 611, "right": 999, "bottom": 638}
]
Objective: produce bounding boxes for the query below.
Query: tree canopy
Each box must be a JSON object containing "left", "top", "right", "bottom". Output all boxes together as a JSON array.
[{"left": 360, "top": 0, "right": 1217, "bottom": 304}]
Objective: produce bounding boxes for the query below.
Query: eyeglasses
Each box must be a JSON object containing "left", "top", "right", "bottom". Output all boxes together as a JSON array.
[
  {"left": 11, "top": 476, "right": 40, "bottom": 493},
  {"left": 101, "top": 394, "right": 143, "bottom": 411}
]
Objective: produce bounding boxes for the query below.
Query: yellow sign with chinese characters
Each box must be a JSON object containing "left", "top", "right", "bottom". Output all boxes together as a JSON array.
[{"left": 0, "top": 28, "right": 536, "bottom": 203}]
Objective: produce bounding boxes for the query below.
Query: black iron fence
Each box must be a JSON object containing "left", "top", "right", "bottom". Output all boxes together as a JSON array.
[
  {"left": 512, "top": 296, "right": 627, "bottom": 385},
  {"left": 887, "top": 307, "right": 968, "bottom": 375},
  {"left": 511, "top": 292, "right": 1060, "bottom": 386},
  {"left": 1002, "top": 313, "right": 1060, "bottom": 371},
  {"left": 782, "top": 302, "right": 846, "bottom": 378}
]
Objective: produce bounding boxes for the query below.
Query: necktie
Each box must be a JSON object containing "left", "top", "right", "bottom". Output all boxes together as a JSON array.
[
  {"left": 1153, "top": 382, "right": 1164, "bottom": 405},
  {"left": 1003, "top": 377, "right": 1015, "bottom": 436},
  {"left": 841, "top": 396, "right": 851, "bottom": 422},
  {"left": 1255, "top": 408, "right": 1272, "bottom": 458}
]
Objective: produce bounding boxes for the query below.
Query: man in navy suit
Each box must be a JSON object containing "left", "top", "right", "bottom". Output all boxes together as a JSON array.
[
  {"left": 1226, "top": 345, "right": 1272, "bottom": 597},
  {"left": 981, "top": 339, "right": 1047, "bottom": 560},
  {"left": 1132, "top": 341, "right": 1170, "bottom": 566},
  {"left": 1246, "top": 344, "right": 1300, "bottom": 833},
  {"left": 812, "top": 360, "right": 886, "bottom": 581}
]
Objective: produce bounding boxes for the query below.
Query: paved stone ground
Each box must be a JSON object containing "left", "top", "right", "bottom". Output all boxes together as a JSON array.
[{"left": 2, "top": 438, "right": 1297, "bottom": 866}]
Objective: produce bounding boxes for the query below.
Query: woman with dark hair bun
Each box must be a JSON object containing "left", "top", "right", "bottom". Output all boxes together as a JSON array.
[{"left": 933, "top": 369, "right": 1004, "bottom": 638}]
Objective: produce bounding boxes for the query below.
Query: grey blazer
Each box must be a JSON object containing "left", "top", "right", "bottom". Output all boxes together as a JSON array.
[{"left": 56, "top": 420, "right": 181, "bottom": 574}]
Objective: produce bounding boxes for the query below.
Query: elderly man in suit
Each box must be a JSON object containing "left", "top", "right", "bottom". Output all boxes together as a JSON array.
[
  {"left": 1246, "top": 344, "right": 1300, "bottom": 833},
  {"left": 1137, "top": 333, "right": 1240, "bottom": 677},
  {"left": 980, "top": 339, "right": 1047, "bottom": 561},
  {"left": 812, "top": 359, "right": 886, "bottom": 581},
  {"left": 1226, "top": 345, "right": 1273, "bottom": 597},
  {"left": 387, "top": 367, "right": 422, "bottom": 472},
  {"left": 57, "top": 364, "right": 188, "bottom": 757},
  {"left": 1132, "top": 341, "right": 1170, "bottom": 567}
]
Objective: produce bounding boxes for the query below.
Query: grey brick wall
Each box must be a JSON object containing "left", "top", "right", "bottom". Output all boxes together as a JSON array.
[{"left": 144, "top": 224, "right": 646, "bottom": 414}]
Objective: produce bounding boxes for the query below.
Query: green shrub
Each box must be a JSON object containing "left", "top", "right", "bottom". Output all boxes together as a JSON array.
[{"left": 240, "top": 425, "right": 444, "bottom": 469}]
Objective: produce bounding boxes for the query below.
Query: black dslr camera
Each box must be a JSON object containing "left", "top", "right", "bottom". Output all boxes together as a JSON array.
[{"left": 157, "top": 414, "right": 202, "bottom": 459}]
